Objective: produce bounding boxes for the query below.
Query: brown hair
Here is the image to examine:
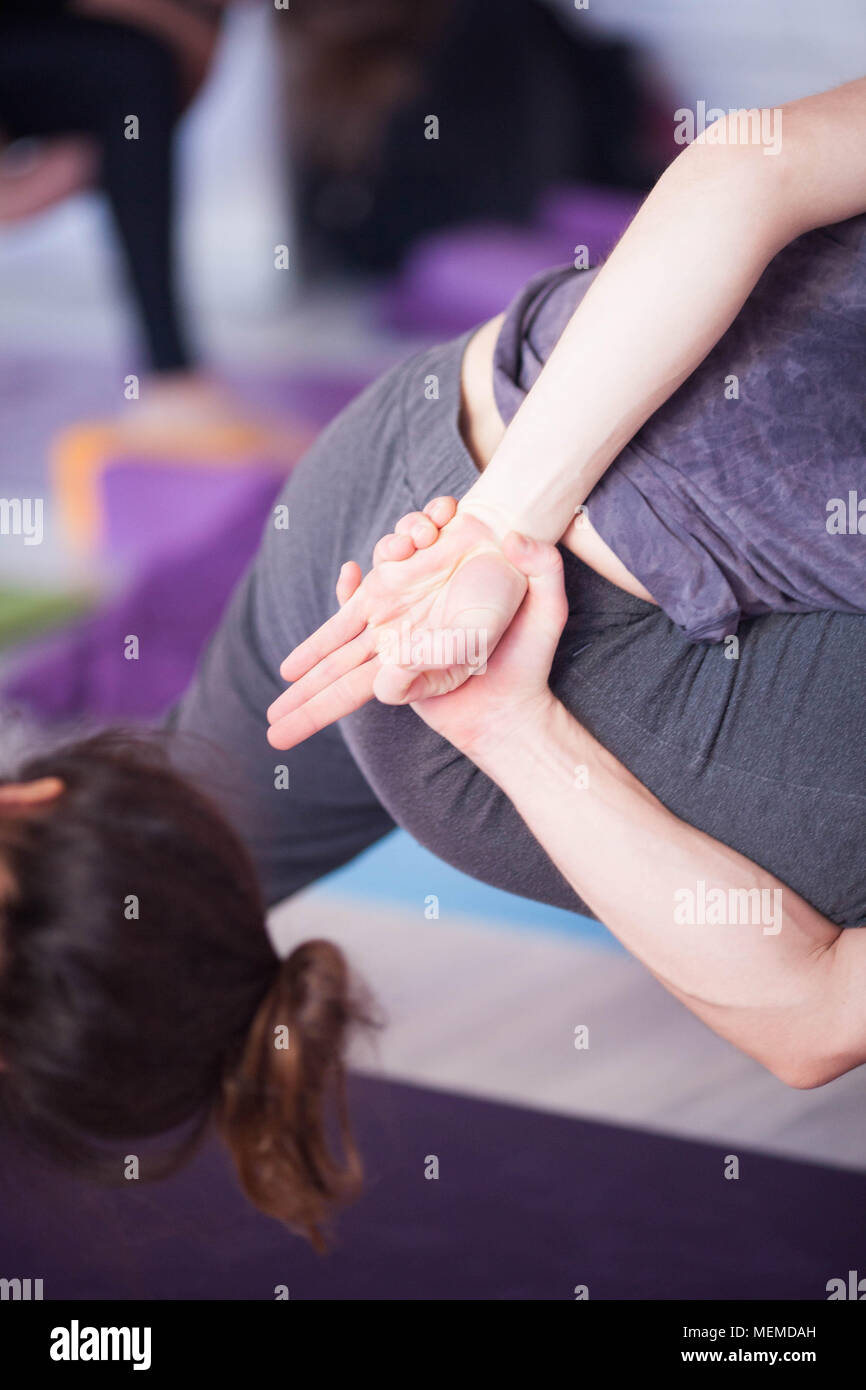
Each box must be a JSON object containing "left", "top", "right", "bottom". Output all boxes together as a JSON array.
[
  {"left": 219, "top": 940, "right": 369, "bottom": 1253},
  {"left": 0, "top": 731, "right": 376, "bottom": 1251},
  {"left": 283, "top": 0, "right": 456, "bottom": 171}
]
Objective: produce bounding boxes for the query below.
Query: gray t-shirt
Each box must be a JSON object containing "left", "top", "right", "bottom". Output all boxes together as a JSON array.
[{"left": 170, "top": 317, "right": 866, "bottom": 927}]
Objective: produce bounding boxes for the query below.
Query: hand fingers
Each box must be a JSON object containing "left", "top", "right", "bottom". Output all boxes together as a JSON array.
[
  {"left": 268, "top": 628, "right": 374, "bottom": 724},
  {"left": 371, "top": 659, "right": 418, "bottom": 706},
  {"left": 373, "top": 532, "right": 415, "bottom": 566},
  {"left": 437, "top": 546, "right": 526, "bottom": 635},
  {"left": 267, "top": 657, "right": 379, "bottom": 751},
  {"left": 0, "top": 776, "right": 65, "bottom": 809},
  {"left": 394, "top": 511, "right": 439, "bottom": 548},
  {"left": 501, "top": 533, "right": 569, "bottom": 644},
  {"left": 423, "top": 496, "right": 458, "bottom": 526},
  {"left": 374, "top": 663, "right": 469, "bottom": 705},
  {"left": 372, "top": 499, "right": 455, "bottom": 571},
  {"left": 336, "top": 560, "right": 362, "bottom": 606},
  {"left": 279, "top": 593, "right": 368, "bottom": 682}
]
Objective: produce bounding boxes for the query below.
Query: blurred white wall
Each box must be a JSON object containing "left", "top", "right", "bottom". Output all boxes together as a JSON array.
[
  {"left": 176, "top": 2, "right": 291, "bottom": 314},
  {"left": 553, "top": 0, "right": 866, "bottom": 107}
]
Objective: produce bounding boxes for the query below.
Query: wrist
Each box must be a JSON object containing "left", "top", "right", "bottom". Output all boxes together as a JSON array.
[
  {"left": 456, "top": 493, "right": 524, "bottom": 544},
  {"left": 458, "top": 482, "right": 581, "bottom": 549},
  {"left": 469, "top": 692, "right": 571, "bottom": 784}
]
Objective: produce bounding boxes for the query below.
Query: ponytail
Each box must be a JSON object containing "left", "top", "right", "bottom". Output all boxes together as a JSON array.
[{"left": 218, "top": 940, "right": 377, "bottom": 1253}]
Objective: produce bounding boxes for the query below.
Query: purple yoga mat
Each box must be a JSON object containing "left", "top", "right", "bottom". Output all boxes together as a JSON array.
[
  {"left": 98, "top": 459, "right": 285, "bottom": 563},
  {"left": 239, "top": 370, "right": 374, "bottom": 428},
  {"left": 379, "top": 184, "right": 640, "bottom": 335},
  {"left": 2, "top": 368, "right": 378, "bottom": 724},
  {"left": 380, "top": 224, "right": 570, "bottom": 336},
  {"left": 0, "top": 1073, "right": 862, "bottom": 1299},
  {"left": 4, "top": 465, "right": 284, "bottom": 721},
  {"left": 537, "top": 184, "right": 643, "bottom": 249}
]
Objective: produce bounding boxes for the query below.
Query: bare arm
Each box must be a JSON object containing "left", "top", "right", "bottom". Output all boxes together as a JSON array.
[
  {"left": 406, "top": 533, "right": 866, "bottom": 1091},
  {"left": 459, "top": 77, "right": 866, "bottom": 542},
  {"left": 476, "top": 700, "right": 866, "bottom": 1088}
]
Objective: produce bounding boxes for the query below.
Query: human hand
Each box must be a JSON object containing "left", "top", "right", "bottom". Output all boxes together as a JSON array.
[
  {"left": 325, "top": 520, "right": 569, "bottom": 767},
  {"left": 267, "top": 497, "right": 528, "bottom": 751}
]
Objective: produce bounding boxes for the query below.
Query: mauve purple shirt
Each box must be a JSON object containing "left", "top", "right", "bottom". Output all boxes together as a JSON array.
[{"left": 493, "top": 214, "right": 866, "bottom": 641}]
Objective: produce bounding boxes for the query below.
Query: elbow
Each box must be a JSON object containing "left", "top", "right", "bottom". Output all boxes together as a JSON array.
[
  {"left": 771, "top": 1061, "right": 833, "bottom": 1091},
  {"left": 767, "top": 1052, "right": 851, "bottom": 1091}
]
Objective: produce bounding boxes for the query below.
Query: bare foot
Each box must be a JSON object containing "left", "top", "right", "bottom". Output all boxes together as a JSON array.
[{"left": 115, "top": 372, "right": 316, "bottom": 457}]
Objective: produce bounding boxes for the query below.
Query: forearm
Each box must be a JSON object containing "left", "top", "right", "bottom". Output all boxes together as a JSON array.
[
  {"left": 458, "top": 121, "right": 796, "bottom": 543},
  {"left": 474, "top": 699, "right": 848, "bottom": 1083}
]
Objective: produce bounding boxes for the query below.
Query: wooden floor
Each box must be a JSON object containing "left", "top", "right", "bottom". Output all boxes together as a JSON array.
[{"left": 271, "top": 888, "right": 866, "bottom": 1173}]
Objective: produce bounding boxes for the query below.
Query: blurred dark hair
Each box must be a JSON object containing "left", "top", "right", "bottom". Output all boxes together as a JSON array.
[
  {"left": 0, "top": 730, "right": 375, "bottom": 1252},
  {"left": 284, "top": 0, "right": 456, "bottom": 170}
]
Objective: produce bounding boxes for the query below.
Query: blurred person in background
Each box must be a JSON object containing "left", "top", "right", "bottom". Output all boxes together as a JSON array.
[
  {"left": 0, "top": 0, "right": 239, "bottom": 439},
  {"left": 284, "top": 0, "right": 666, "bottom": 275}
]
